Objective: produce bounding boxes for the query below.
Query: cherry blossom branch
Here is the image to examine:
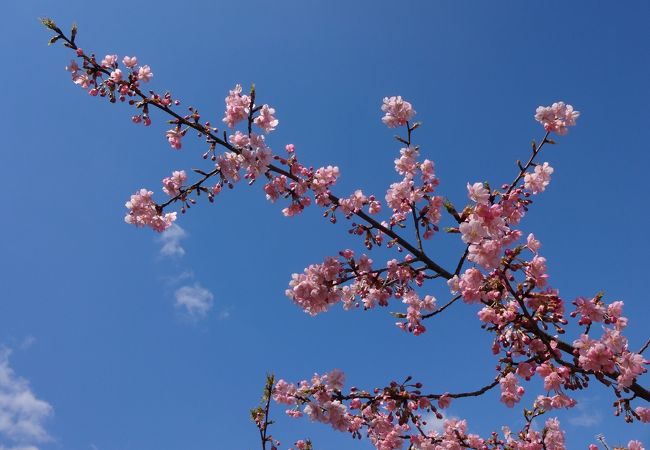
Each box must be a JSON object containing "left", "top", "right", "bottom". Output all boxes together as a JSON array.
[
  {"left": 500, "top": 277, "right": 650, "bottom": 402},
  {"left": 43, "top": 18, "right": 649, "bottom": 449},
  {"left": 504, "top": 131, "right": 551, "bottom": 197},
  {"left": 46, "top": 22, "right": 455, "bottom": 281},
  {"left": 252, "top": 374, "right": 277, "bottom": 450},
  {"left": 421, "top": 294, "right": 462, "bottom": 319}
]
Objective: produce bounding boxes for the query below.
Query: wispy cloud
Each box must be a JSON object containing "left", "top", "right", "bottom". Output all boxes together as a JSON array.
[
  {"left": 18, "top": 337, "right": 35, "bottom": 351},
  {"left": 422, "top": 410, "right": 457, "bottom": 435},
  {"left": 0, "top": 446, "right": 40, "bottom": 450},
  {"left": 174, "top": 284, "right": 214, "bottom": 319},
  {"left": 0, "top": 349, "right": 53, "bottom": 449},
  {"left": 568, "top": 399, "right": 602, "bottom": 427},
  {"left": 161, "top": 270, "right": 195, "bottom": 286},
  {"left": 156, "top": 225, "right": 222, "bottom": 321},
  {"left": 157, "top": 224, "right": 187, "bottom": 257},
  {"left": 218, "top": 308, "right": 232, "bottom": 320}
]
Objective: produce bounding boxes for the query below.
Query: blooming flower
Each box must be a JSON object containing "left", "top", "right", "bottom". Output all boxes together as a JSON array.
[
  {"left": 527, "top": 233, "right": 541, "bottom": 253},
  {"left": 535, "top": 102, "right": 579, "bottom": 135},
  {"left": 165, "top": 128, "right": 183, "bottom": 150},
  {"left": 72, "top": 73, "right": 90, "bottom": 89},
  {"left": 524, "top": 162, "right": 554, "bottom": 194},
  {"left": 254, "top": 104, "right": 279, "bottom": 133},
  {"left": 499, "top": 373, "right": 524, "bottom": 407},
  {"left": 286, "top": 257, "right": 343, "bottom": 315},
  {"left": 467, "top": 182, "right": 490, "bottom": 205},
  {"left": 223, "top": 84, "right": 250, "bottom": 128},
  {"left": 100, "top": 54, "right": 117, "bottom": 67},
  {"left": 338, "top": 190, "right": 367, "bottom": 217},
  {"left": 137, "top": 65, "right": 153, "bottom": 82},
  {"left": 124, "top": 189, "right": 176, "bottom": 232},
  {"left": 109, "top": 69, "right": 123, "bottom": 82},
  {"left": 122, "top": 56, "right": 138, "bottom": 68},
  {"left": 162, "top": 170, "right": 187, "bottom": 197},
  {"left": 381, "top": 96, "right": 415, "bottom": 128}
]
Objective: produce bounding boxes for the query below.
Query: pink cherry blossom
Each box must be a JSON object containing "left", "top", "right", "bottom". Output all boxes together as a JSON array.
[
  {"left": 45, "top": 30, "right": 650, "bottom": 449},
  {"left": 381, "top": 96, "right": 415, "bottom": 128},
  {"left": 165, "top": 129, "right": 183, "bottom": 150},
  {"left": 524, "top": 162, "right": 554, "bottom": 194},
  {"left": 100, "top": 54, "right": 117, "bottom": 67},
  {"left": 368, "top": 200, "right": 381, "bottom": 214},
  {"left": 467, "top": 239, "right": 501, "bottom": 269},
  {"left": 459, "top": 219, "right": 487, "bottom": 244},
  {"left": 339, "top": 190, "right": 367, "bottom": 217},
  {"left": 137, "top": 65, "right": 153, "bottom": 82},
  {"left": 499, "top": 373, "right": 524, "bottom": 407},
  {"left": 122, "top": 56, "right": 138, "bottom": 68},
  {"left": 272, "top": 379, "right": 297, "bottom": 405},
  {"left": 124, "top": 189, "right": 176, "bottom": 232},
  {"left": 572, "top": 296, "right": 606, "bottom": 325},
  {"left": 72, "top": 73, "right": 90, "bottom": 89},
  {"left": 286, "top": 257, "right": 343, "bottom": 315},
  {"left": 162, "top": 170, "right": 187, "bottom": 197},
  {"left": 394, "top": 147, "right": 419, "bottom": 177},
  {"left": 543, "top": 418, "right": 566, "bottom": 450},
  {"left": 458, "top": 268, "right": 484, "bottom": 303},
  {"left": 438, "top": 393, "right": 451, "bottom": 409},
  {"left": 254, "top": 104, "right": 279, "bottom": 133},
  {"left": 573, "top": 334, "right": 616, "bottom": 373},
  {"left": 617, "top": 351, "right": 647, "bottom": 388},
  {"left": 223, "top": 84, "right": 250, "bottom": 128},
  {"left": 109, "top": 69, "right": 122, "bottom": 82},
  {"left": 327, "top": 369, "right": 345, "bottom": 391},
  {"left": 628, "top": 441, "right": 645, "bottom": 450},
  {"left": 635, "top": 406, "right": 650, "bottom": 422},
  {"left": 526, "top": 255, "right": 549, "bottom": 287},
  {"left": 527, "top": 233, "right": 541, "bottom": 253},
  {"left": 467, "top": 182, "right": 490, "bottom": 205},
  {"left": 535, "top": 102, "right": 580, "bottom": 135}
]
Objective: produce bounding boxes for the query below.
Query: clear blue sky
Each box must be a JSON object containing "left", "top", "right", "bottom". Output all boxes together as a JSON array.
[{"left": 2, "top": 1, "right": 649, "bottom": 449}]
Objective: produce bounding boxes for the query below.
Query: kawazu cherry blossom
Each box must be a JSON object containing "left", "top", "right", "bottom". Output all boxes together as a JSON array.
[{"left": 42, "top": 18, "right": 648, "bottom": 450}]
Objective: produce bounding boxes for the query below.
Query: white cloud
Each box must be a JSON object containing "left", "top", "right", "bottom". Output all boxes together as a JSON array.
[
  {"left": 0, "top": 446, "right": 40, "bottom": 450},
  {"left": 157, "top": 224, "right": 187, "bottom": 257},
  {"left": 218, "top": 307, "right": 232, "bottom": 320},
  {"left": 568, "top": 402, "right": 602, "bottom": 427},
  {"left": 17, "top": 338, "right": 35, "bottom": 352},
  {"left": 174, "top": 284, "right": 214, "bottom": 318},
  {"left": 162, "top": 270, "right": 195, "bottom": 286},
  {"left": 0, "top": 349, "right": 52, "bottom": 448},
  {"left": 422, "top": 410, "right": 456, "bottom": 435}
]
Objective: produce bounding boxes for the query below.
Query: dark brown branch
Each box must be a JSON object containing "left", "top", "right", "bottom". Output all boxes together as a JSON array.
[
  {"left": 52, "top": 29, "right": 455, "bottom": 280},
  {"left": 504, "top": 131, "right": 550, "bottom": 197},
  {"left": 422, "top": 295, "right": 462, "bottom": 319}
]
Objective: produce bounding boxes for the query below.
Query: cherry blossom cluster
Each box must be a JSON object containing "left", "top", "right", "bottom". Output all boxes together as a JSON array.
[
  {"left": 63, "top": 44, "right": 162, "bottom": 130},
  {"left": 590, "top": 442, "right": 645, "bottom": 450},
  {"left": 572, "top": 296, "right": 648, "bottom": 391},
  {"left": 43, "top": 19, "right": 648, "bottom": 450},
  {"left": 534, "top": 102, "right": 580, "bottom": 136},
  {"left": 381, "top": 96, "right": 416, "bottom": 128},
  {"left": 385, "top": 145, "right": 443, "bottom": 238},
  {"left": 285, "top": 249, "right": 442, "bottom": 335},
  {"left": 124, "top": 189, "right": 177, "bottom": 231},
  {"left": 272, "top": 369, "right": 582, "bottom": 450}
]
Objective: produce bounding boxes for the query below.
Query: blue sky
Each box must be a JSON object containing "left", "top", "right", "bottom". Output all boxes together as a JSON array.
[{"left": 1, "top": 1, "right": 649, "bottom": 449}]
